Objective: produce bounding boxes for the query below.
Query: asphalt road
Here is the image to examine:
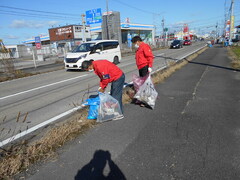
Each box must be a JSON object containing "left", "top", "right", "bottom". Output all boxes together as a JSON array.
[
  {"left": 0, "top": 42, "right": 206, "bottom": 144},
  {"left": 24, "top": 45, "right": 240, "bottom": 180}
]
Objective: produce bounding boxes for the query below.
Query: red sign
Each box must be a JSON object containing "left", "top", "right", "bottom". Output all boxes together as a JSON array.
[
  {"left": 183, "top": 24, "right": 189, "bottom": 33},
  {"left": 36, "top": 43, "right": 42, "bottom": 49},
  {"left": 49, "top": 25, "right": 74, "bottom": 41}
]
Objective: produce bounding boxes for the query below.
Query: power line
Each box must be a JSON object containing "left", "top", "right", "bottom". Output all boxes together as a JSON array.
[
  {"left": 166, "top": 10, "right": 240, "bottom": 31},
  {"left": 0, "top": 5, "right": 80, "bottom": 17},
  {"left": 0, "top": 9, "right": 80, "bottom": 20},
  {"left": 112, "top": 0, "right": 163, "bottom": 15}
]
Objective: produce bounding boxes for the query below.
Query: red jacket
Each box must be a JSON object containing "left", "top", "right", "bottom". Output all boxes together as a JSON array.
[
  {"left": 93, "top": 60, "right": 123, "bottom": 89},
  {"left": 135, "top": 42, "right": 154, "bottom": 69}
]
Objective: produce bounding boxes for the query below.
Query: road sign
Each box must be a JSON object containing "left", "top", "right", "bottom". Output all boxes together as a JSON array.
[
  {"left": 36, "top": 43, "right": 41, "bottom": 49},
  {"left": 86, "top": 8, "right": 102, "bottom": 25},
  {"left": 35, "top": 36, "right": 41, "bottom": 50},
  {"left": 35, "top": 36, "right": 41, "bottom": 43}
]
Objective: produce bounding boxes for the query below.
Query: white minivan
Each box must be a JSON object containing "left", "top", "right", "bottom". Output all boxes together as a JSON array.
[{"left": 64, "top": 40, "right": 121, "bottom": 70}]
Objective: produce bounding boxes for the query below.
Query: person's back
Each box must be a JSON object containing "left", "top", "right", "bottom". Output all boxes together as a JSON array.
[
  {"left": 82, "top": 60, "right": 125, "bottom": 113},
  {"left": 93, "top": 60, "right": 123, "bottom": 83},
  {"left": 135, "top": 42, "right": 154, "bottom": 70}
]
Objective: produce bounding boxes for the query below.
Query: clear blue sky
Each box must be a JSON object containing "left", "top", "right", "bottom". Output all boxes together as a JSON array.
[{"left": 0, "top": 0, "right": 240, "bottom": 45}]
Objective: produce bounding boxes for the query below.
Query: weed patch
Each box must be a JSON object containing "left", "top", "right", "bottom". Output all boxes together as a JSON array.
[
  {"left": 228, "top": 46, "right": 240, "bottom": 70},
  {"left": 0, "top": 108, "right": 95, "bottom": 179}
]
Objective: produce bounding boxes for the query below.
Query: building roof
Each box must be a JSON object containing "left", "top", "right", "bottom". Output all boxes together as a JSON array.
[
  {"left": 48, "top": 24, "right": 90, "bottom": 30},
  {"left": 22, "top": 36, "right": 50, "bottom": 44},
  {"left": 90, "top": 23, "right": 155, "bottom": 33}
]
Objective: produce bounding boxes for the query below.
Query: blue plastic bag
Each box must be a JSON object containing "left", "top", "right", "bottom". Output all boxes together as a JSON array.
[{"left": 83, "top": 96, "right": 100, "bottom": 120}]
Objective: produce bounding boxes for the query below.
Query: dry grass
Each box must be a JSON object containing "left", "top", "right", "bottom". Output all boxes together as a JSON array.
[
  {"left": 231, "top": 61, "right": 240, "bottom": 69},
  {"left": 0, "top": 70, "right": 33, "bottom": 82},
  {"left": 0, "top": 66, "right": 65, "bottom": 83},
  {"left": 0, "top": 46, "right": 208, "bottom": 179},
  {"left": 0, "top": 60, "right": 64, "bottom": 83},
  {"left": 122, "top": 86, "right": 135, "bottom": 104},
  {"left": 228, "top": 46, "right": 240, "bottom": 70},
  {"left": 0, "top": 108, "right": 96, "bottom": 179}
]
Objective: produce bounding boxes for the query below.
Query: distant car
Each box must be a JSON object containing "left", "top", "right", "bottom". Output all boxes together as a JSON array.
[
  {"left": 170, "top": 40, "right": 183, "bottom": 49},
  {"left": 183, "top": 40, "right": 191, "bottom": 45},
  {"left": 232, "top": 39, "right": 239, "bottom": 42}
]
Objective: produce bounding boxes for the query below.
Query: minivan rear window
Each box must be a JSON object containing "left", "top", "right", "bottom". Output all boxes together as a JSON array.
[
  {"left": 72, "top": 43, "right": 95, "bottom": 52},
  {"left": 103, "top": 41, "right": 119, "bottom": 50}
]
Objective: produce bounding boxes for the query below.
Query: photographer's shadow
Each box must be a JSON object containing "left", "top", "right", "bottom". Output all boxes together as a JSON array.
[{"left": 75, "top": 150, "right": 126, "bottom": 180}]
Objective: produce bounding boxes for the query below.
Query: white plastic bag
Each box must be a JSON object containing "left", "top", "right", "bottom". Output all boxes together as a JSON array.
[
  {"left": 97, "top": 93, "right": 124, "bottom": 123},
  {"left": 134, "top": 75, "right": 158, "bottom": 109}
]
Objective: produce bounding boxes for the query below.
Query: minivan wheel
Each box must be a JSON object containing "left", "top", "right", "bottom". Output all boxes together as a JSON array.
[{"left": 113, "top": 56, "right": 119, "bottom": 64}]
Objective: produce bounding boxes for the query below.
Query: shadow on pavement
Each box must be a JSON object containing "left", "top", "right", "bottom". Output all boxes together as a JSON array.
[
  {"left": 75, "top": 150, "right": 126, "bottom": 180},
  {"left": 187, "top": 61, "right": 240, "bottom": 72},
  {"left": 66, "top": 69, "right": 85, "bottom": 72},
  {"left": 155, "top": 49, "right": 240, "bottom": 72},
  {"left": 155, "top": 55, "right": 178, "bottom": 62},
  {"left": 214, "top": 46, "right": 225, "bottom": 48}
]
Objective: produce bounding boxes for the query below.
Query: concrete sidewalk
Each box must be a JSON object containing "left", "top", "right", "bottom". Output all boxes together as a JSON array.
[{"left": 23, "top": 45, "right": 240, "bottom": 180}]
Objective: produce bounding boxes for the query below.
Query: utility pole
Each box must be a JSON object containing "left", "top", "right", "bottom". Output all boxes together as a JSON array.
[
  {"left": 229, "top": 0, "right": 234, "bottom": 41},
  {"left": 32, "top": 47, "right": 37, "bottom": 68},
  {"left": 216, "top": 22, "right": 218, "bottom": 40},
  {"left": 106, "top": 0, "right": 109, "bottom": 39},
  {"left": 223, "top": 0, "right": 228, "bottom": 37},
  {"left": 161, "top": 17, "right": 165, "bottom": 46},
  {"left": 81, "top": 14, "right": 86, "bottom": 42}
]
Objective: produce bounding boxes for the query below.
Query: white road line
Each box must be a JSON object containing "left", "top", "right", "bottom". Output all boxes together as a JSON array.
[{"left": 0, "top": 74, "right": 88, "bottom": 101}]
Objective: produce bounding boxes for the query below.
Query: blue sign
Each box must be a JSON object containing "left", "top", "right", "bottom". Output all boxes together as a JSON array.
[
  {"left": 127, "top": 33, "right": 132, "bottom": 47},
  {"left": 86, "top": 8, "right": 102, "bottom": 25},
  {"left": 35, "top": 36, "right": 41, "bottom": 43}
]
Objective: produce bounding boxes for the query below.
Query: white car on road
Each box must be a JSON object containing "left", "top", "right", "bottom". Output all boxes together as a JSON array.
[{"left": 64, "top": 40, "right": 121, "bottom": 70}]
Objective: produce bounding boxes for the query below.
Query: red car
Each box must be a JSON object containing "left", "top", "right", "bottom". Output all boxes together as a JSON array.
[{"left": 183, "top": 40, "right": 191, "bottom": 45}]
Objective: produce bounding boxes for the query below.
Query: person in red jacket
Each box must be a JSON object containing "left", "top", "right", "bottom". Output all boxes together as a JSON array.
[
  {"left": 131, "top": 36, "right": 154, "bottom": 77},
  {"left": 81, "top": 60, "right": 125, "bottom": 112},
  {"left": 131, "top": 36, "right": 154, "bottom": 107}
]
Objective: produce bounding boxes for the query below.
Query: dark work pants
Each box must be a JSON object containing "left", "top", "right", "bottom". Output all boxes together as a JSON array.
[
  {"left": 110, "top": 73, "right": 125, "bottom": 113},
  {"left": 139, "top": 65, "right": 149, "bottom": 77}
]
